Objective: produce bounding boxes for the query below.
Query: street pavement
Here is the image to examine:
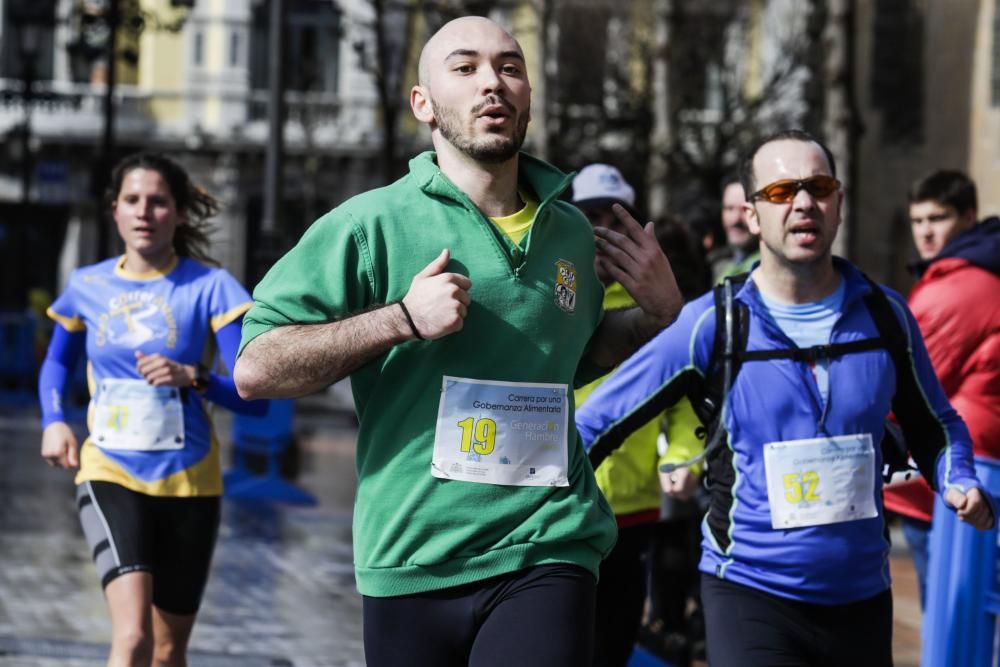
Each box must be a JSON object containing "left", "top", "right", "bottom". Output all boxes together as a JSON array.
[
  {"left": 0, "top": 394, "right": 924, "bottom": 667},
  {"left": 0, "top": 398, "right": 364, "bottom": 667}
]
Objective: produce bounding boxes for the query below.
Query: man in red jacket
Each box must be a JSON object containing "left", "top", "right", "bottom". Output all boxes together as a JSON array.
[{"left": 884, "top": 169, "right": 1000, "bottom": 608}]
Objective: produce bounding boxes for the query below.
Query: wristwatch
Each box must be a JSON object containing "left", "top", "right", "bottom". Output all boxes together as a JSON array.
[{"left": 190, "top": 365, "right": 211, "bottom": 393}]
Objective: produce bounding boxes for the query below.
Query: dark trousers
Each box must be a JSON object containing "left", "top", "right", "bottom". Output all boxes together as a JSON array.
[
  {"left": 363, "top": 564, "right": 596, "bottom": 667},
  {"left": 594, "top": 523, "right": 652, "bottom": 666},
  {"left": 702, "top": 574, "right": 894, "bottom": 667},
  {"left": 646, "top": 514, "right": 703, "bottom": 636},
  {"left": 900, "top": 516, "right": 932, "bottom": 609}
]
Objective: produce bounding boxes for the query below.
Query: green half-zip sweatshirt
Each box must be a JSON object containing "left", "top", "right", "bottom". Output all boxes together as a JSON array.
[{"left": 241, "top": 151, "right": 618, "bottom": 596}]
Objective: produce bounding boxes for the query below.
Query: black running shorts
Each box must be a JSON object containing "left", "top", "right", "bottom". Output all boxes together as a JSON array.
[
  {"left": 363, "top": 563, "right": 597, "bottom": 667},
  {"left": 76, "top": 480, "right": 221, "bottom": 615}
]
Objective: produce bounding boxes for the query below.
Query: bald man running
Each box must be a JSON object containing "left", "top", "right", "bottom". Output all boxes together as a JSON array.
[{"left": 234, "top": 16, "right": 682, "bottom": 667}]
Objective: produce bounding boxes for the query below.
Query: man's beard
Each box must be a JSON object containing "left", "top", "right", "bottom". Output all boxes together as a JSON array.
[{"left": 431, "top": 97, "right": 528, "bottom": 164}]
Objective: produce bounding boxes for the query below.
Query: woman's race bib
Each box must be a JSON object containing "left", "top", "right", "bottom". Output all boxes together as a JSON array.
[
  {"left": 92, "top": 379, "right": 185, "bottom": 451},
  {"left": 432, "top": 376, "right": 569, "bottom": 487},
  {"left": 763, "top": 433, "right": 878, "bottom": 529}
]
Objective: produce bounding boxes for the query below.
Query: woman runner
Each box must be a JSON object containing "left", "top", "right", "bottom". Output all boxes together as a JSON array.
[{"left": 38, "top": 152, "right": 262, "bottom": 665}]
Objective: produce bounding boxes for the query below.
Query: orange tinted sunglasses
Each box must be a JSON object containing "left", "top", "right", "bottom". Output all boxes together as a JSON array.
[{"left": 750, "top": 175, "right": 841, "bottom": 203}]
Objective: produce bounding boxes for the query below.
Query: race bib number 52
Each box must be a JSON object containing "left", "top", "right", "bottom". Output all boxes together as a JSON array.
[{"left": 763, "top": 433, "right": 877, "bottom": 529}]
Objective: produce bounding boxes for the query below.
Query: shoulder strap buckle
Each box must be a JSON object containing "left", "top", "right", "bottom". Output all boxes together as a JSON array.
[{"left": 800, "top": 344, "right": 832, "bottom": 364}]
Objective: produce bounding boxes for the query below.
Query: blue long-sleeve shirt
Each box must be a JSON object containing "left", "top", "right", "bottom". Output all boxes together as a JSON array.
[
  {"left": 39, "top": 319, "right": 261, "bottom": 427},
  {"left": 576, "top": 258, "right": 983, "bottom": 604},
  {"left": 40, "top": 256, "right": 264, "bottom": 496}
]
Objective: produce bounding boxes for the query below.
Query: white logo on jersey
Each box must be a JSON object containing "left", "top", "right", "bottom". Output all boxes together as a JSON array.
[{"left": 96, "top": 291, "right": 178, "bottom": 348}]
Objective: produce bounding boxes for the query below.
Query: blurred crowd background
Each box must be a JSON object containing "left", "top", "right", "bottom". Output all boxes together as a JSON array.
[{"left": 1, "top": 0, "right": 998, "bottom": 386}]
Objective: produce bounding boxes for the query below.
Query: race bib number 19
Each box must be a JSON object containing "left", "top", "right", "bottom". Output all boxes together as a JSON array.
[{"left": 432, "top": 376, "right": 569, "bottom": 487}]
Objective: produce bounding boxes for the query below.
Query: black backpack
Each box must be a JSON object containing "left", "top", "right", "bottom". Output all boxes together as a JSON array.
[
  {"left": 588, "top": 273, "right": 914, "bottom": 481},
  {"left": 663, "top": 272, "right": 912, "bottom": 479}
]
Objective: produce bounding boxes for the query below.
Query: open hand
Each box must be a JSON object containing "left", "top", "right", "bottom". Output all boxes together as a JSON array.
[{"left": 593, "top": 205, "right": 682, "bottom": 327}]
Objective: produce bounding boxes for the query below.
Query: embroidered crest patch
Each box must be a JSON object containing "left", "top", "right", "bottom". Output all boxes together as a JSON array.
[{"left": 554, "top": 259, "right": 577, "bottom": 313}]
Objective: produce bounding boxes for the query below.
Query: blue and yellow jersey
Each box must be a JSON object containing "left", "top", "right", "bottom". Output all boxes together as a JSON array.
[{"left": 48, "top": 255, "right": 252, "bottom": 497}]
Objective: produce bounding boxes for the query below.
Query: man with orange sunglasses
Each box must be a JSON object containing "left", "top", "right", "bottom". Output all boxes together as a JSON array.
[{"left": 577, "top": 129, "right": 993, "bottom": 667}]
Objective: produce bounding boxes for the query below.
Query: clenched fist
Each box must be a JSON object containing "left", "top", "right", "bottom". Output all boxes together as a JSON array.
[{"left": 401, "top": 249, "right": 472, "bottom": 340}]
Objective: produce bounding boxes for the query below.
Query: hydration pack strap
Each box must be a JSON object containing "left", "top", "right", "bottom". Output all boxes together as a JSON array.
[{"left": 740, "top": 337, "right": 886, "bottom": 364}]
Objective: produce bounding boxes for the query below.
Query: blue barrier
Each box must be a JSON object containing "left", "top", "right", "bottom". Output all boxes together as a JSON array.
[
  {"left": 0, "top": 312, "right": 37, "bottom": 405},
  {"left": 627, "top": 645, "right": 675, "bottom": 667},
  {"left": 921, "top": 457, "right": 1000, "bottom": 667},
  {"left": 223, "top": 399, "right": 317, "bottom": 506}
]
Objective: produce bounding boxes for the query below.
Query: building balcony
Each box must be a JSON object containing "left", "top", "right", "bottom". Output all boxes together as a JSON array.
[{"left": 0, "top": 78, "right": 381, "bottom": 152}]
